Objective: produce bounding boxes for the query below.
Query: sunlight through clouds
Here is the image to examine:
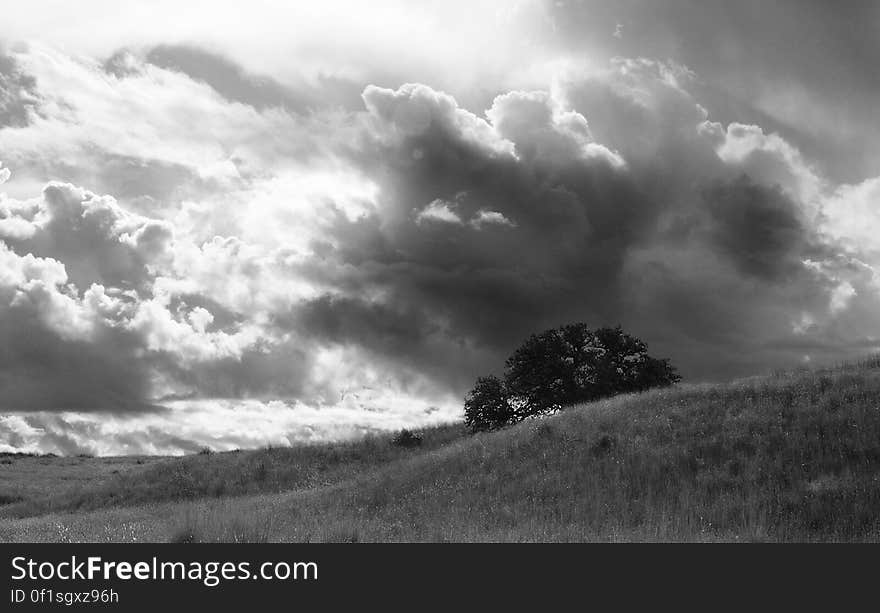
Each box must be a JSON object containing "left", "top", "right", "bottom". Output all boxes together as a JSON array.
[{"left": 2, "top": 1, "right": 880, "bottom": 454}]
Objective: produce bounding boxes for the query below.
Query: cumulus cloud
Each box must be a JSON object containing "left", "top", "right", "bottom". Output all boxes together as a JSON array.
[
  {"left": 487, "top": 89, "right": 624, "bottom": 168},
  {"left": 542, "top": 0, "right": 880, "bottom": 183},
  {"left": 0, "top": 165, "right": 282, "bottom": 411},
  {"left": 822, "top": 177, "right": 880, "bottom": 258},
  {"left": 323, "top": 61, "right": 880, "bottom": 383},
  {"left": 415, "top": 199, "right": 463, "bottom": 225},
  {"left": 2, "top": 33, "right": 880, "bottom": 453},
  {"left": 0, "top": 181, "right": 175, "bottom": 288},
  {"left": 0, "top": 153, "right": 458, "bottom": 438},
  {"left": 0, "top": 239, "right": 154, "bottom": 412},
  {"left": 470, "top": 210, "right": 515, "bottom": 228}
]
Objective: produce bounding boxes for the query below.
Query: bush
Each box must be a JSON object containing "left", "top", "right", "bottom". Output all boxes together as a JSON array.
[
  {"left": 391, "top": 429, "right": 423, "bottom": 448},
  {"left": 465, "top": 324, "right": 680, "bottom": 432}
]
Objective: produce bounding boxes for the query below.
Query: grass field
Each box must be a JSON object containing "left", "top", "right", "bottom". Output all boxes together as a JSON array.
[{"left": 2, "top": 360, "right": 880, "bottom": 542}]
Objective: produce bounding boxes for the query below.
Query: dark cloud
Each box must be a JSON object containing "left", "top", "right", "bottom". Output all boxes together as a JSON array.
[
  {"left": 280, "top": 73, "right": 867, "bottom": 387},
  {"left": 702, "top": 177, "right": 812, "bottom": 281},
  {"left": 545, "top": 0, "right": 880, "bottom": 183},
  {"left": 0, "top": 291, "right": 155, "bottom": 413},
  {"left": 308, "top": 86, "right": 647, "bottom": 358},
  {"left": 289, "top": 294, "right": 488, "bottom": 392},
  {"left": 1, "top": 34, "right": 877, "bottom": 432},
  {"left": 289, "top": 82, "right": 681, "bottom": 379},
  {"left": 293, "top": 295, "right": 437, "bottom": 354},
  {"left": 618, "top": 245, "right": 825, "bottom": 381},
  {"left": 152, "top": 342, "right": 314, "bottom": 401}
]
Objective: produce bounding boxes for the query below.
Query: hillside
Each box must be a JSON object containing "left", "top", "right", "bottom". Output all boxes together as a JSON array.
[{"left": 2, "top": 361, "right": 880, "bottom": 542}]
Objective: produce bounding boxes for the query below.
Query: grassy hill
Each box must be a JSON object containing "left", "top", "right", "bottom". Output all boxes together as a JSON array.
[{"left": 2, "top": 360, "right": 880, "bottom": 542}]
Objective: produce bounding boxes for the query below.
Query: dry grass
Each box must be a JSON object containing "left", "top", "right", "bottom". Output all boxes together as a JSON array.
[
  {"left": 0, "top": 424, "right": 466, "bottom": 519},
  {"left": 0, "top": 454, "right": 164, "bottom": 518},
  {"left": 3, "top": 360, "right": 880, "bottom": 542}
]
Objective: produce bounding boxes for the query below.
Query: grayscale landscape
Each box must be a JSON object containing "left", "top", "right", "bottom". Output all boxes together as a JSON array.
[{"left": 2, "top": 1, "right": 880, "bottom": 542}]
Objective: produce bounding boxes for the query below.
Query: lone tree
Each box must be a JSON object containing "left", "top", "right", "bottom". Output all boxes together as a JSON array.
[{"left": 464, "top": 324, "right": 679, "bottom": 432}]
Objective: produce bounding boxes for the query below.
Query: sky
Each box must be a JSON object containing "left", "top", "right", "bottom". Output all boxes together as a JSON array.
[{"left": 1, "top": 0, "right": 880, "bottom": 454}]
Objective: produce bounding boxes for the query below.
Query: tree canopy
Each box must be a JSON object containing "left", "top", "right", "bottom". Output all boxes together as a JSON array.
[{"left": 464, "top": 324, "right": 680, "bottom": 432}]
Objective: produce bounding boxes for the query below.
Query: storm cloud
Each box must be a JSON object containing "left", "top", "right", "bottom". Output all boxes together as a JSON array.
[{"left": 1, "top": 2, "right": 880, "bottom": 454}]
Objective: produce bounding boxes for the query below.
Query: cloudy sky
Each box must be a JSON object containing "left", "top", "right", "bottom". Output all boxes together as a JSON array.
[{"left": 1, "top": 0, "right": 880, "bottom": 454}]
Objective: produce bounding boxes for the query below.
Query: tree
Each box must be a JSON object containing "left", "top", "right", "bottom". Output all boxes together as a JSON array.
[
  {"left": 464, "top": 375, "right": 515, "bottom": 432},
  {"left": 464, "top": 324, "right": 679, "bottom": 432},
  {"left": 505, "top": 324, "right": 679, "bottom": 418}
]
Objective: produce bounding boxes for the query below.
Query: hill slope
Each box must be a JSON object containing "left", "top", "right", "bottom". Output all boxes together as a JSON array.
[{"left": 2, "top": 361, "right": 880, "bottom": 542}]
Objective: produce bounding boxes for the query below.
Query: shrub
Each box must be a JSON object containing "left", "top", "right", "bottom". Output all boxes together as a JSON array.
[
  {"left": 0, "top": 493, "right": 24, "bottom": 505},
  {"left": 465, "top": 324, "right": 679, "bottom": 432},
  {"left": 391, "top": 429, "right": 423, "bottom": 448}
]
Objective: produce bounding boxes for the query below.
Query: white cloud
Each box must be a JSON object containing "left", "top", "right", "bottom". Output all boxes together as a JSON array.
[
  {"left": 0, "top": 1, "right": 552, "bottom": 102},
  {"left": 713, "top": 122, "right": 824, "bottom": 212},
  {"left": 0, "top": 390, "right": 461, "bottom": 456},
  {"left": 415, "top": 199, "right": 463, "bottom": 225},
  {"left": 470, "top": 210, "right": 515, "bottom": 228},
  {"left": 127, "top": 295, "right": 263, "bottom": 364},
  {"left": 3, "top": 33, "right": 880, "bottom": 453},
  {"left": 0, "top": 241, "right": 103, "bottom": 341},
  {"left": 0, "top": 44, "right": 354, "bottom": 211},
  {"left": 822, "top": 177, "right": 880, "bottom": 258},
  {"left": 792, "top": 311, "right": 816, "bottom": 335},
  {"left": 488, "top": 88, "right": 625, "bottom": 168},
  {"left": 363, "top": 83, "right": 516, "bottom": 157},
  {"left": 829, "top": 281, "right": 856, "bottom": 315}
]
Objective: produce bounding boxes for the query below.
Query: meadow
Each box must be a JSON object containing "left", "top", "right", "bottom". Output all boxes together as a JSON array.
[{"left": 2, "top": 360, "right": 880, "bottom": 542}]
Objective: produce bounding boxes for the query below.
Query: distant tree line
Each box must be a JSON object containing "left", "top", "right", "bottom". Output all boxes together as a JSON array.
[{"left": 464, "top": 324, "right": 680, "bottom": 432}]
